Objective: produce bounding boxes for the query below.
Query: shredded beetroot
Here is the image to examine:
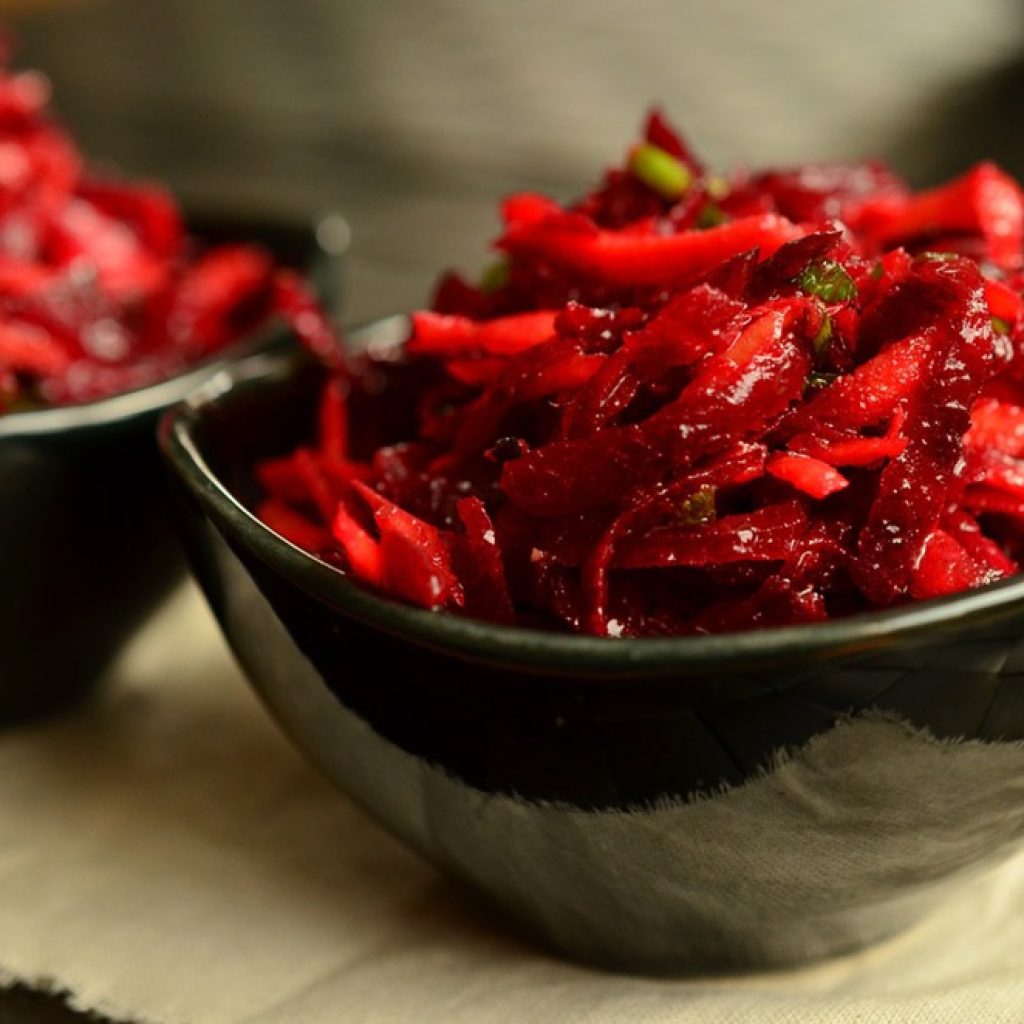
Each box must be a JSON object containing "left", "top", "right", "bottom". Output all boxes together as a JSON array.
[
  {"left": 257, "top": 110, "right": 1024, "bottom": 636},
  {"left": 0, "top": 51, "right": 336, "bottom": 411}
]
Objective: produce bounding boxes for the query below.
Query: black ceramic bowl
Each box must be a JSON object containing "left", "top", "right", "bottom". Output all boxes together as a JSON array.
[
  {"left": 0, "top": 212, "right": 348, "bottom": 724},
  {"left": 161, "top": 317, "right": 1024, "bottom": 975}
]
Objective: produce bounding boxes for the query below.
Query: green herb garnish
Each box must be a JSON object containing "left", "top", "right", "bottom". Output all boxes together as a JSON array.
[
  {"left": 3, "top": 391, "right": 44, "bottom": 414},
  {"left": 798, "top": 260, "right": 857, "bottom": 304},
  {"left": 695, "top": 202, "right": 726, "bottom": 229},
  {"left": 705, "top": 175, "right": 730, "bottom": 199},
  {"left": 629, "top": 143, "right": 693, "bottom": 200},
  {"left": 679, "top": 485, "right": 716, "bottom": 524},
  {"left": 479, "top": 260, "right": 509, "bottom": 293},
  {"left": 812, "top": 313, "right": 833, "bottom": 359},
  {"left": 992, "top": 316, "right": 1011, "bottom": 336},
  {"left": 805, "top": 371, "right": 838, "bottom": 394}
]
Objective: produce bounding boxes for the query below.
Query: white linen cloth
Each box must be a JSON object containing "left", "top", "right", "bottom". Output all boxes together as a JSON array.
[{"left": 2, "top": 583, "right": 1024, "bottom": 1023}]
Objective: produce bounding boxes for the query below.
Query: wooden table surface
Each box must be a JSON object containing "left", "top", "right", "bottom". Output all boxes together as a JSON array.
[{"left": 1, "top": 0, "right": 1023, "bottom": 1019}]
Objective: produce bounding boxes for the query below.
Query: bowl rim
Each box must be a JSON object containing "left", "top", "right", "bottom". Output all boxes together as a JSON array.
[
  {"left": 161, "top": 314, "right": 1024, "bottom": 678},
  {"left": 0, "top": 210, "right": 349, "bottom": 440}
]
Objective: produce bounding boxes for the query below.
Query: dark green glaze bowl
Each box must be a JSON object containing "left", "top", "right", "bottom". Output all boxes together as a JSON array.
[
  {"left": 0, "top": 213, "right": 348, "bottom": 724},
  {"left": 161, "top": 317, "right": 1024, "bottom": 974}
]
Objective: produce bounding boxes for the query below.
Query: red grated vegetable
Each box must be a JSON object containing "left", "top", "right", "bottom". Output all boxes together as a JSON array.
[
  {"left": 0, "top": 51, "right": 338, "bottom": 411},
  {"left": 767, "top": 453, "right": 849, "bottom": 499},
  {"left": 256, "top": 110, "right": 1024, "bottom": 636}
]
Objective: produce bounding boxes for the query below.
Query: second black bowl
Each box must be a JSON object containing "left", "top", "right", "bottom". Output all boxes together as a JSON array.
[{"left": 0, "top": 212, "right": 347, "bottom": 724}]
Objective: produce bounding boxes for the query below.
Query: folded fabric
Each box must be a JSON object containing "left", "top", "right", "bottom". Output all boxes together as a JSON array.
[{"left": 1, "top": 584, "right": 1023, "bottom": 1023}]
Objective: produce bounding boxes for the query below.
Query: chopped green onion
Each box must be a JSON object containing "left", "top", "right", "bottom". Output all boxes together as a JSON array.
[
  {"left": 479, "top": 260, "right": 509, "bottom": 293},
  {"left": 992, "top": 316, "right": 1011, "bottom": 336},
  {"left": 629, "top": 143, "right": 693, "bottom": 200},
  {"left": 3, "top": 391, "right": 44, "bottom": 414},
  {"left": 705, "top": 175, "right": 730, "bottom": 199},
  {"left": 915, "top": 251, "right": 959, "bottom": 263},
  {"left": 812, "top": 313, "right": 833, "bottom": 359},
  {"left": 679, "top": 485, "right": 716, "bottom": 524},
  {"left": 798, "top": 260, "right": 857, "bottom": 304},
  {"left": 805, "top": 370, "right": 838, "bottom": 394},
  {"left": 695, "top": 202, "right": 726, "bottom": 229}
]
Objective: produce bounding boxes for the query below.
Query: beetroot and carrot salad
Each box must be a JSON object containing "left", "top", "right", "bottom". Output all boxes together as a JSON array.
[
  {"left": 256, "top": 110, "right": 1024, "bottom": 638},
  {"left": 0, "top": 51, "right": 336, "bottom": 412}
]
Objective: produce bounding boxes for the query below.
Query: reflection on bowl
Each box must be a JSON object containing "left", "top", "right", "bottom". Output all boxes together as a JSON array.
[
  {"left": 0, "top": 213, "right": 347, "bottom": 725},
  {"left": 161, "top": 317, "right": 1024, "bottom": 975}
]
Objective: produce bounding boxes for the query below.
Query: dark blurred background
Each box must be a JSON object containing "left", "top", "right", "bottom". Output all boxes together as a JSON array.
[{"left": 7, "top": 0, "right": 1024, "bottom": 323}]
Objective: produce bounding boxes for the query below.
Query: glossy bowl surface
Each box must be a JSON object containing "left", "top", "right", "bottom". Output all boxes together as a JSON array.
[
  {"left": 161, "top": 317, "right": 1024, "bottom": 973},
  {"left": 0, "top": 213, "right": 347, "bottom": 724}
]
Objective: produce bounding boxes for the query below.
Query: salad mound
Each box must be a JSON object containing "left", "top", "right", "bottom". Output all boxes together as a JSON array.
[
  {"left": 0, "top": 51, "right": 335, "bottom": 412},
  {"left": 257, "top": 110, "right": 1024, "bottom": 637}
]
